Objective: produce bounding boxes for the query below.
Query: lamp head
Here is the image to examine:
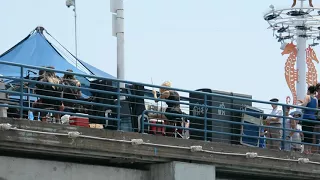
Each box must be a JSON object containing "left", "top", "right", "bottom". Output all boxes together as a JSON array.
[
  {"left": 66, "top": 0, "right": 75, "bottom": 8},
  {"left": 269, "top": 5, "right": 275, "bottom": 11}
]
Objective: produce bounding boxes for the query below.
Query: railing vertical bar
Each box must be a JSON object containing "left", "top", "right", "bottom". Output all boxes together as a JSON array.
[
  {"left": 204, "top": 94, "right": 208, "bottom": 141},
  {"left": 117, "top": 82, "right": 121, "bottom": 130},
  {"left": 282, "top": 105, "right": 287, "bottom": 151},
  {"left": 19, "top": 67, "right": 24, "bottom": 119},
  {"left": 141, "top": 113, "right": 145, "bottom": 133}
]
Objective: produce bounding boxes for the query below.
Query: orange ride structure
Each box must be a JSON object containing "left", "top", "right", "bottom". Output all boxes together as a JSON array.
[
  {"left": 306, "top": 46, "right": 319, "bottom": 87},
  {"left": 264, "top": 0, "right": 320, "bottom": 105},
  {"left": 281, "top": 42, "right": 298, "bottom": 105}
]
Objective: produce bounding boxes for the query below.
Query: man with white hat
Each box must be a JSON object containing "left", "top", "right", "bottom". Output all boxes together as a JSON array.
[
  {"left": 265, "top": 98, "right": 283, "bottom": 150},
  {"left": 284, "top": 110, "right": 303, "bottom": 151},
  {"left": 288, "top": 110, "right": 304, "bottom": 152}
]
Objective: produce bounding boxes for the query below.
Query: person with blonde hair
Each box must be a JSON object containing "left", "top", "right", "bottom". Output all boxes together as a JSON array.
[{"left": 152, "top": 81, "right": 183, "bottom": 132}]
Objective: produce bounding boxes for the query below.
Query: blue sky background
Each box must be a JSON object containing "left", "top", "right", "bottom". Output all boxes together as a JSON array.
[{"left": 1, "top": 0, "right": 319, "bottom": 111}]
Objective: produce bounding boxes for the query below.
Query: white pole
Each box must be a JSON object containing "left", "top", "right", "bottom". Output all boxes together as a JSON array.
[
  {"left": 300, "top": 0, "right": 306, "bottom": 7},
  {"left": 111, "top": 0, "right": 125, "bottom": 88},
  {"left": 296, "top": 37, "right": 307, "bottom": 101},
  {"left": 74, "top": 0, "right": 78, "bottom": 67},
  {"left": 116, "top": 5, "right": 125, "bottom": 89},
  {"left": 296, "top": 0, "right": 307, "bottom": 101}
]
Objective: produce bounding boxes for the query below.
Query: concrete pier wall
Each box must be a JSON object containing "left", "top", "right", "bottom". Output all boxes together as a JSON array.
[{"left": 0, "top": 156, "right": 148, "bottom": 180}]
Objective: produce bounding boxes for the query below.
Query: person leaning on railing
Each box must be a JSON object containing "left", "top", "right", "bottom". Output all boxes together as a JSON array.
[
  {"left": 151, "top": 81, "right": 183, "bottom": 134},
  {"left": 284, "top": 109, "right": 304, "bottom": 152},
  {"left": 288, "top": 110, "right": 304, "bottom": 152},
  {"left": 32, "top": 67, "right": 46, "bottom": 118},
  {"left": 61, "top": 69, "right": 82, "bottom": 112},
  {"left": 314, "top": 83, "right": 320, "bottom": 153},
  {"left": 264, "top": 98, "right": 283, "bottom": 150},
  {"left": 298, "top": 85, "right": 318, "bottom": 154},
  {"left": 283, "top": 106, "right": 297, "bottom": 151},
  {"left": 33, "top": 66, "right": 64, "bottom": 120}
]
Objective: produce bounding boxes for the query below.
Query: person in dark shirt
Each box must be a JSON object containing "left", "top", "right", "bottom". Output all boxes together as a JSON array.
[
  {"left": 61, "top": 69, "right": 81, "bottom": 109},
  {"left": 33, "top": 66, "right": 63, "bottom": 119},
  {"left": 151, "top": 81, "right": 182, "bottom": 120},
  {"left": 313, "top": 83, "right": 320, "bottom": 153},
  {"left": 151, "top": 81, "right": 183, "bottom": 136},
  {"left": 299, "top": 85, "right": 318, "bottom": 154},
  {"left": 316, "top": 83, "right": 320, "bottom": 109}
]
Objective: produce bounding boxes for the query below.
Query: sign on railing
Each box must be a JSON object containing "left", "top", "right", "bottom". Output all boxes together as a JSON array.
[{"left": 192, "top": 103, "right": 208, "bottom": 117}]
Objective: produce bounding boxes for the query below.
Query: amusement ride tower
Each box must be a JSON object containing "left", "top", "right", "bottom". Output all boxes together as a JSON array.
[{"left": 264, "top": 0, "right": 320, "bottom": 105}]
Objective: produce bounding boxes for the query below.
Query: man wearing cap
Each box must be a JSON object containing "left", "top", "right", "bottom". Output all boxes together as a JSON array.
[{"left": 265, "top": 98, "right": 283, "bottom": 150}]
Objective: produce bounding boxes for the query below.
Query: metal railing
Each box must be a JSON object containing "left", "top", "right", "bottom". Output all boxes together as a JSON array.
[{"left": 1, "top": 60, "right": 320, "bottom": 153}]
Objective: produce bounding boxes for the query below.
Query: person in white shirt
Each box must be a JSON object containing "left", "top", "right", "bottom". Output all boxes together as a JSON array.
[
  {"left": 283, "top": 107, "right": 297, "bottom": 151},
  {"left": 292, "top": 122, "right": 304, "bottom": 152},
  {"left": 286, "top": 110, "right": 304, "bottom": 152},
  {"left": 265, "top": 98, "right": 283, "bottom": 150}
]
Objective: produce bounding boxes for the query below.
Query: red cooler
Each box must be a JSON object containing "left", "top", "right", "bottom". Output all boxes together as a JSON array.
[
  {"left": 69, "top": 114, "right": 89, "bottom": 127},
  {"left": 149, "top": 119, "right": 165, "bottom": 135}
]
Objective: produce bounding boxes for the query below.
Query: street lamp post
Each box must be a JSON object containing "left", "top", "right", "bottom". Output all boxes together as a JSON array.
[
  {"left": 111, "top": 0, "right": 125, "bottom": 88},
  {"left": 66, "top": 0, "right": 79, "bottom": 67}
]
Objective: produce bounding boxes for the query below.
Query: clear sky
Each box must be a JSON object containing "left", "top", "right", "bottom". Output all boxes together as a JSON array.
[{"left": 0, "top": 0, "right": 319, "bottom": 111}]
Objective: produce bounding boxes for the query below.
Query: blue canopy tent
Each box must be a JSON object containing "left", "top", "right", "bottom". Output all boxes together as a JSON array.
[
  {"left": 0, "top": 27, "right": 115, "bottom": 79},
  {"left": 0, "top": 32, "right": 85, "bottom": 77},
  {"left": 78, "top": 59, "right": 114, "bottom": 79},
  {"left": 0, "top": 26, "right": 115, "bottom": 100}
]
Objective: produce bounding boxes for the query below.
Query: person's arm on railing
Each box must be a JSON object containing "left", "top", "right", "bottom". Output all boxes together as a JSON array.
[
  {"left": 267, "top": 109, "right": 283, "bottom": 123},
  {"left": 76, "top": 81, "right": 82, "bottom": 98},
  {"left": 152, "top": 90, "right": 170, "bottom": 103},
  {"left": 298, "top": 95, "right": 310, "bottom": 107},
  {"left": 288, "top": 119, "right": 297, "bottom": 138},
  {"left": 149, "top": 90, "right": 170, "bottom": 119}
]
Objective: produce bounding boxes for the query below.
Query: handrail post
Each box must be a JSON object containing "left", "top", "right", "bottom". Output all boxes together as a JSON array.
[
  {"left": 204, "top": 94, "right": 208, "bottom": 141},
  {"left": 282, "top": 105, "right": 286, "bottom": 151},
  {"left": 141, "top": 113, "right": 145, "bottom": 133},
  {"left": 19, "top": 67, "right": 24, "bottom": 119},
  {"left": 20, "top": 66, "right": 23, "bottom": 119},
  {"left": 116, "top": 82, "right": 121, "bottom": 130}
]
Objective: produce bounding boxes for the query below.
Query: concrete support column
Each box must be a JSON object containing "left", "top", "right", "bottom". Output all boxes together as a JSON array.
[{"left": 150, "top": 161, "right": 215, "bottom": 180}]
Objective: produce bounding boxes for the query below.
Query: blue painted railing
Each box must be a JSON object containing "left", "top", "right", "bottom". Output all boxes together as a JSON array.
[{"left": 0, "top": 60, "right": 320, "bottom": 151}]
